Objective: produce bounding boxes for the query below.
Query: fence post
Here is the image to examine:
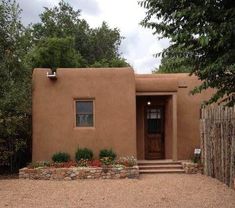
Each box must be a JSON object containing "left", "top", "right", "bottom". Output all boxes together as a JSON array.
[{"left": 200, "top": 105, "right": 235, "bottom": 188}]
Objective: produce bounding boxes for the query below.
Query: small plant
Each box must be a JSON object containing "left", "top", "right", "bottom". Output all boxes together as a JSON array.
[
  {"left": 99, "top": 149, "right": 116, "bottom": 161},
  {"left": 78, "top": 159, "right": 89, "bottom": 167},
  {"left": 75, "top": 147, "right": 93, "bottom": 161},
  {"left": 52, "top": 152, "right": 70, "bottom": 163},
  {"left": 27, "top": 161, "right": 50, "bottom": 169},
  {"left": 116, "top": 156, "right": 137, "bottom": 167},
  {"left": 100, "top": 157, "right": 113, "bottom": 166},
  {"left": 191, "top": 153, "right": 201, "bottom": 164}
]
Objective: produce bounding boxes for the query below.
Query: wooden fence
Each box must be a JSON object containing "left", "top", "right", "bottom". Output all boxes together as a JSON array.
[{"left": 200, "top": 106, "right": 235, "bottom": 187}]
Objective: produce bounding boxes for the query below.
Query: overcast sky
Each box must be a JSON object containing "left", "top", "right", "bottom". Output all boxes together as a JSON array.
[{"left": 18, "top": 0, "right": 170, "bottom": 74}]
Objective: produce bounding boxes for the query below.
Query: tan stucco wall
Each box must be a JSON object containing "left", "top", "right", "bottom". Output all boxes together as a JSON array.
[
  {"left": 136, "top": 73, "right": 213, "bottom": 160},
  {"left": 176, "top": 75, "right": 213, "bottom": 160},
  {"left": 32, "top": 68, "right": 136, "bottom": 161},
  {"left": 33, "top": 69, "right": 213, "bottom": 162}
]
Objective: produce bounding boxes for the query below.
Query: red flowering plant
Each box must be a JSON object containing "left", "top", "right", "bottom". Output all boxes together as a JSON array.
[
  {"left": 50, "top": 161, "right": 77, "bottom": 168},
  {"left": 89, "top": 159, "right": 102, "bottom": 167}
]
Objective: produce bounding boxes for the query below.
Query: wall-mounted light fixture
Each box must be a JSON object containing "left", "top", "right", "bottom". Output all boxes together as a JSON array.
[
  {"left": 147, "top": 97, "right": 151, "bottom": 106},
  {"left": 47, "top": 71, "right": 57, "bottom": 80}
]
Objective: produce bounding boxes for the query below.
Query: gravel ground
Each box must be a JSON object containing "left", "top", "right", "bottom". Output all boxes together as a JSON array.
[{"left": 0, "top": 174, "right": 235, "bottom": 208}]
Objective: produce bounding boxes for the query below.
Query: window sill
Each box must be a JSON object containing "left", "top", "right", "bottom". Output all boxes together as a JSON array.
[{"left": 73, "top": 127, "right": 95, "bottom": 130}]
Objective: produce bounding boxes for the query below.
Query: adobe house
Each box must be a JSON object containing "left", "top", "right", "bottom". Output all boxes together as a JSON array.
[{"left": 32, "top": 67, "right": 212, "bottom": 161}]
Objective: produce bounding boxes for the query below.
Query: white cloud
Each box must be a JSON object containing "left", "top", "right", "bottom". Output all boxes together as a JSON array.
[
  {"left": 79, "top": 0, "right": 170, "bottom": 73},
  {"left": 19, "top": 0, "right": 170, "bottom": 74},
  {"left": 68, "top": 0, "right": 101, "bottom": 15},
  {"left": 19, "top": 0, "right": 58, "bottom": 25}
]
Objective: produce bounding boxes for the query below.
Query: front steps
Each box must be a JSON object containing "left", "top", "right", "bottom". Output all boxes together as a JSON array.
[{"left": 138, "top": 160, "right": 185, "bottom": 174}]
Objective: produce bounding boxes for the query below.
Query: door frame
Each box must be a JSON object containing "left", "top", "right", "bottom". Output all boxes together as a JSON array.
[{"left": 144, "top": 104, "right": 165, "bottom": 160}]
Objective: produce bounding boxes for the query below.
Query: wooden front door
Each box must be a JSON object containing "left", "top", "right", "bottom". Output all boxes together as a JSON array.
[{"left": 145, "top": 106, "right": 164, "bottom": 159}]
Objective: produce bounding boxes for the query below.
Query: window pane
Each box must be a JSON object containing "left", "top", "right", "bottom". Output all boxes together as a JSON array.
[
  {"left": 148, "top": 119, "right": 157, "bottom": 133},
  {"left": 76, "top": 114, "right": 93, "bottom": 126},
  {"left": 147, "top": 108, "right": 161, "bottom": 119},
  {"left": 76, "top": 101, "right": 93, "bottom": 113},
  {"left": 148, "top": 119, "right": 161, "bottom": 134}
]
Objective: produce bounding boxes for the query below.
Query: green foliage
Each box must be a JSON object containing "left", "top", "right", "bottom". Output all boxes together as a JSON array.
[
  {"left": 0, "top": 0, "right": 32, "bottom": 171},
  {"left": 84, "top": 22, "right": 123, "bottom": 65},
  {"left": 154, "top": 53, "right": 193, "bottom": 73},
  {"left": 140, "top": 0, "right": 235, "bottom": 105},
  {"left": 75, "top": 148, "right": 93, "bottom": 161},
  {"left": 52, "top": 152, "right": 70, "bottom": 163},
  {"left": 0, "top": 0, "right": 129, "bottom": 172},
  {"left": 28, "top": 37, "right": 84, "bottom": 70},
  {"left": 32, "top": 0, "right": 80, "bottom": 39},
  {"left": 99, "top": 149, "right": 116, "bottom": 161},
  {"left": 100, "top": 157, "right": 114, "bottom": 166},
  {"left": 191, "top": 153, "right": 201, "bottom": 164},
  {"left": 29, "top": 1, "right": 129, "bottom": 68},
  {"left": 90, "top": 58, "right": 129, "bottom": 68}
]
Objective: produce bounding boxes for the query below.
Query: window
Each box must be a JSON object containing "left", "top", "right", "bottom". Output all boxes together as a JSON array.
[
  {"left": 147, "top": 108, "right": 162, "bottom": 134},
  {"left": 75, "top": 100, "right": 94, "bottom": 127}
]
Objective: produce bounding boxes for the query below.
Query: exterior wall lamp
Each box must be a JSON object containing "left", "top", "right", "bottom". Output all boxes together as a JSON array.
[{"left": 147, "top": 97, "right": 151, "bottom": 106}]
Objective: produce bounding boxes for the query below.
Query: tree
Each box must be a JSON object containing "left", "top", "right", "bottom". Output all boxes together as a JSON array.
[
  {"left": 0, "top": 0, "right": 129, "bottom": 172},
  {"left": 154, "top": 56, "right": 191, "bottom": 73},
  {"left": 74, "top": 21, "right": 129, "bottom": 67},
  {"left": 86, "top": 22, "right": 125, "bottom": 65},
  {"left": 90, "top": 58, "right": 129, "bottom": 68},
  {"left": 30, "top": 1, "right": 129, "bottom": 68},
  {"left": 140, "top": 0, "right": 235, "bottom": 105},
  {"left": 154, "top": 48, "right": 193, "bottom": 73},
  {"left": 28, "top": 37, "right": 85, "bottom": 70},
  {"left": 32, "top": 0, "right": 80, "bottom": 40},
  {"left": 0, "top": 0, "right": 31, "bottom": 171}
]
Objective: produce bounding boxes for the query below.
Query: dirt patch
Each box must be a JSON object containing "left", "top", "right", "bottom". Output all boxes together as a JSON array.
[
  {"left": 0, "top": 174, "right": 18, "bottom": 180},
  {"left": 0, "top": 174, "right": 234, "bottom": 208}
]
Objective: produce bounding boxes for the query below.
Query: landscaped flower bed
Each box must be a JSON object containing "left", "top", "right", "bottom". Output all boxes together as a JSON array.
[
  {"left": 19, "top": 148, "right": 139, "bottom": 180},
  {"left": 19, "top": 153, "right": 139, "bottom": 180}
]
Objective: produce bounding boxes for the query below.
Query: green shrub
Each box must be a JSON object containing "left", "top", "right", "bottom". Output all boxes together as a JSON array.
[
  {"left": 75, "top": 148, "right": 93, "bottom": 161},
  {"left": 100, "top": 157, "right": 114, "bottom": 166},
  {"left": 52, "top": 152, "right": 70, "bottom": 163},
  {"left": 99, "top": 149, "right": 116, "bottom": 161},
  {"left": 191, "top": 153, "right": 201, "bottom": 164}
]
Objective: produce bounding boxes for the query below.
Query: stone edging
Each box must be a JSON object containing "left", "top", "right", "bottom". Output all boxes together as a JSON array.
[
  {"left": 19, "top": 166, "right": 139, "bottom": 180},
  {"left": 181, "top": 161, "right": 203, "bottom": 174}
]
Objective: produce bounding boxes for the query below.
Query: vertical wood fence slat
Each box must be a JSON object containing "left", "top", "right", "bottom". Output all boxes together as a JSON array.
[{"left": 200, "top": 105, "right": 235, "bottom": 188}]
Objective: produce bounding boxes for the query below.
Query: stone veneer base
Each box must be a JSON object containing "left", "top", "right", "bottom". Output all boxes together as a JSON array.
[
  {"left": 19, "top": 166, "right": 139, "bottom": 180},
  {"left": 182, "top": 161, "right": 202, "bottom": 174}
]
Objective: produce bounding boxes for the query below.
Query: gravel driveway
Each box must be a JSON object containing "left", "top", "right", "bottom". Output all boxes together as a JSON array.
[{"left": 0, "top": 174, "right": 235, "bottom": 208}]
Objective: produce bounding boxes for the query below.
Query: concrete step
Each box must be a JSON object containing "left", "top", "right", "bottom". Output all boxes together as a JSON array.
[
  {"left": 139, "top": 164, "right": 183, "bottom": 170},
  {"left": 139, "top": 169, "right": 185, "bottom": 174},
  {"left": 138, "top": 160, "right": 182, "bottom": 166}
]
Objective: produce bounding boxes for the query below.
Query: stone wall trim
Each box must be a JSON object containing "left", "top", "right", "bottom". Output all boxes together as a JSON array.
[{"left": 19, "top": 166, "right": 139, "bottom": 180}]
